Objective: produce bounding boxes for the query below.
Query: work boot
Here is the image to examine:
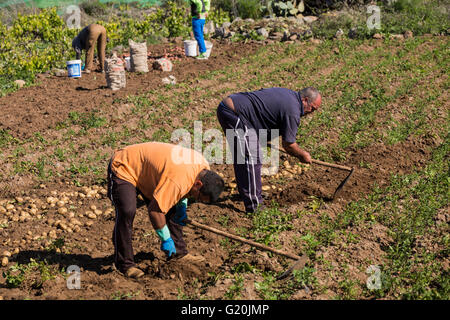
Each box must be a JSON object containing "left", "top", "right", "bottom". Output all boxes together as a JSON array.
[
  {"left": 196, "top": 52, "right": 208, "bottom": 60},
  {"left": 175, "top": 253, "right": 205, "bottom": 263},
  {"left": 124, "top": 267, "right": 144, "bottom": 279},
  {"left": 82, "top": 69, "right": 91, "bottom": 74}
]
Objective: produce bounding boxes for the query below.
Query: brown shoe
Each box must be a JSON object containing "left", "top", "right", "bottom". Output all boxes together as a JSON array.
[
  {"left": 176, "top": 253, "right": 205, "bottom": 263},
  {"left": 125, "top": 267, "right": 144, "bottom": 279}
]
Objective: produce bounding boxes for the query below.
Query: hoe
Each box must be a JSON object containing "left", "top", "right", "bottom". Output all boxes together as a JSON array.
[{"left": 185, "top": 219, "right": 309, "bottom": 280}]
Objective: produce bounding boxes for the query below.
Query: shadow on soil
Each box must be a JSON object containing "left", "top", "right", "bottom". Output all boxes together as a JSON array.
[{"left": 4, "top": 250, "right": 157, "bottom": 278}]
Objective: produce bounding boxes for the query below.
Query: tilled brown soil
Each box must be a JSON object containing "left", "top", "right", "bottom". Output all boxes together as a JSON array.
[
  {"left": 0, "top": 135, "right": 434, "bottom": 300},
  {"left": 0, "top": 39, "right": 261, "bottom": 140},
  {"left": 0, "top": 38, "right": 440, "bottom": 300}
]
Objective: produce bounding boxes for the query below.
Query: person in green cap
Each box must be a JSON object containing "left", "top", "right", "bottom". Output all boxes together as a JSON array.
[{"left": 190, "top": 0, "right": 210, "bottom": 60}]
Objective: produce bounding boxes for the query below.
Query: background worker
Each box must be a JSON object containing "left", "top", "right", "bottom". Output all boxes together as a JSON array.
[
  {"left": 217, "top": 87, "right": 322, "bottom": 213},
  {"left": 190, "top": 0, "right": 210, "bottom": 60},
  {"left": 107, "top": 142, "right": 224, "bottom": 279},
  {"left": 72, "top": 23, "right": 107, "bottom": 73}
]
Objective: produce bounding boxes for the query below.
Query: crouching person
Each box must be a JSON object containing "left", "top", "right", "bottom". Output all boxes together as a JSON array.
[{"left": 107, "top": 142, "right": 224, "bottom": 278}]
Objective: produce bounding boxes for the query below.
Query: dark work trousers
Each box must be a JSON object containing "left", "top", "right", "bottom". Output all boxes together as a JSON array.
[
  {"left": 217, "top": 102, "right": 263, "bottom": 213},
  {"left": 107, "top": 160, "right": 188, "bottom": 273}
]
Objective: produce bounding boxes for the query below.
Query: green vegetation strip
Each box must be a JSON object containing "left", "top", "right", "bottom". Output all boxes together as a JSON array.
[{"left": 303, "top": 137, "right": 449, "bottom": 299}]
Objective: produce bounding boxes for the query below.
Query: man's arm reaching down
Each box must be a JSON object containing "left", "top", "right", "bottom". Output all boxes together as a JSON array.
[{"left": 282, "top": 140, "right": 312, "bottom": 164}]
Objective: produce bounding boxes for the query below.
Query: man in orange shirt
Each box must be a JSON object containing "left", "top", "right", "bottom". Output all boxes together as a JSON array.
[{"left": 107, "top": 142, "right": 225, "bottom": 279}]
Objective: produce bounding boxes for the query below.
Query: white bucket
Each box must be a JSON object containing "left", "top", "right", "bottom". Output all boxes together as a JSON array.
[
  {"left": 124, "top": 57, "right": 131, "bottom": 71},
  {"left": 204, "top": 41, "right": 213, "bottom": 58},
  {"left": 66, "top": 60, "right": 82, "bottom": 78},
  {"left": 184, "top": 40, "right": 197, "bottom": 57}
]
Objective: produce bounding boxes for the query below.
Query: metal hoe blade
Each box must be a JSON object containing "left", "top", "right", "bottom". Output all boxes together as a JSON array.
[{"left": 330, "top": 167, "right": 354, "bottom": 200}]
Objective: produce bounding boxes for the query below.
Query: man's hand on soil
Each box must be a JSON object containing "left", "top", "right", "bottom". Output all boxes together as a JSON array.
[{"left": 161, "top": 238, "right": 176, "bottom": 258}]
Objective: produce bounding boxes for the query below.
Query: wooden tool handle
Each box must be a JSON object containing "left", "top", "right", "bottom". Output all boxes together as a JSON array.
[
  {"left": 272, "top": 144, "right": 353, "bottom": 172},
  {"left": 311, "top": 159, "right": 352, "bottom": 172},
  {"left": 187, "top": 219, "right": 301, "bottom": 261}
]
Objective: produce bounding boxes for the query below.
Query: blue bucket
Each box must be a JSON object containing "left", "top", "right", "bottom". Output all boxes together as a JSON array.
[{"left": 66, "top": 60, "right": 82, "bottom": 78}]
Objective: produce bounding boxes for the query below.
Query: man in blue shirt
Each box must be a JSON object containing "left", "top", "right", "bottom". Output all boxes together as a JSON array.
[{"left": 217, "top": 87, "right": 322, "bottom": 213}]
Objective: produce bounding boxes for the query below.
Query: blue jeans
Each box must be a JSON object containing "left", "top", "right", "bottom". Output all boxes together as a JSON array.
[{"left": 192, "top": 18, "right": 206, "bottom": 54}]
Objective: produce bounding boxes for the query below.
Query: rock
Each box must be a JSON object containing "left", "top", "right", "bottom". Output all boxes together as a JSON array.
[
  {"left": 403, "top": 30, "right": 413, "bottom": 39},
  {"left": 153, "top": 58, "right": 173, "bottom": 72},
  {"left": 348, "top": 27, "right": 358, "bottom": 39},
  {"left": 222, "top": 22, "right": 232, "bottom": 29},
  {"left": 245, "top": 18, "right": 255, "bottom": 23},
  {"left": 310, "top": 38, "right": 322, "bottom": 44},
  {"left": 204, "top": 20, "right": 216, "bottom": 35},
  {"left": 269, "top": 32, "right": 284, "bottom": 40},
  {"left": 52, "top": 68, "right": 67, "bottom": 77},
  {"left": 256, "top": 28, "right": 269, "bottom": 38},
  {"left": 232, "top": 17, "right": 242, "bottom": 24},
  {"left": 303, "top": 16, "right": 318, "bottom": 24},
  {"left": 335, "top": 28, "right": 344, "bottom": 39},
  {"left": 14, "top": 80, "right": 26, "bottom": 88},
  {"left": 162, "top": 75, "right": 176, "bottom": 85},
  {"left": 289, "top": 34, "right": 298, "bottom": 41},
  {"left": 373, "top": 33, "right": 383, "bottom": 39}
]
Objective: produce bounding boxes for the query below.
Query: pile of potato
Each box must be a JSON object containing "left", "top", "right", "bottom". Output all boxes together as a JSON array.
[
  {"left": 221, "top": 161, "right": 310, "bottom": 193},
  {"left": 0, "top": 184, "right": 115, "bottom": 263}
]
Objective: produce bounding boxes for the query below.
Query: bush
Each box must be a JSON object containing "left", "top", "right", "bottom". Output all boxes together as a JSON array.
[
  {"left": 0, "top": 8, "right": 78, "bottom": 94},
  {"left": 213, "top": 0, "right": 266, "bottom": 19},
  {"left": 380, "top": 0, "right": 449, "bottom": 35},
  {"left": 237, "top": 0, "right": 265, "bottom": 19},
  {"left": 80, "top": 0, "right": 108, "bottom": 16},
  {"left": 310, "top": 0, "right": 449, "bottom": 39}
]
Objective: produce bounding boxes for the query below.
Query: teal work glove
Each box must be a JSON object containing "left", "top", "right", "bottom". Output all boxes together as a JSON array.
[
  {"left": 173, "top": 198, "right": 188, "bottom": 226},
  {"left": 156, "top": 225, "right": 176, "bottom": 258}
]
